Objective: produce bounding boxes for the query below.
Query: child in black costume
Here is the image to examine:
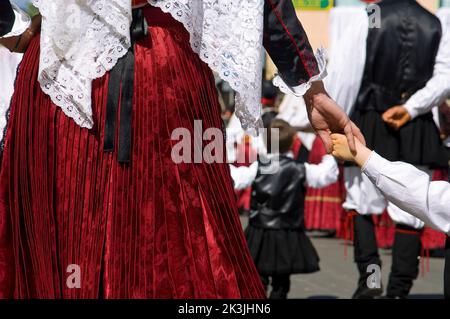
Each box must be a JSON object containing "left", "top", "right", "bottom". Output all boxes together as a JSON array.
[{"left": 230, "top": 119, "right": 338, "bottom": 298}]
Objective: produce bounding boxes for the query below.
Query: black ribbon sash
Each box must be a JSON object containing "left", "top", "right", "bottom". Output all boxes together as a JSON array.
[{"left": 104, "top": 8, "right": 148, "bottom": 163}]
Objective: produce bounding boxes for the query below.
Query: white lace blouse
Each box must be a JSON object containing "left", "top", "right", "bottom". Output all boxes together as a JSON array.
[{"left": 31, "top": 0, "right": 324, "bottom": 133}]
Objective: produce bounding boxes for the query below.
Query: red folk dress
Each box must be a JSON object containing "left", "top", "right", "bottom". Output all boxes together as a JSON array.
[{"left": 0, "top": 7, "right": 265, "bottom": 299}]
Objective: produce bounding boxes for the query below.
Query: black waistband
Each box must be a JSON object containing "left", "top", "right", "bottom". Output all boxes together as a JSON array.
[{"left": 104, "top": 8, "right": 148, "bottom": 163}]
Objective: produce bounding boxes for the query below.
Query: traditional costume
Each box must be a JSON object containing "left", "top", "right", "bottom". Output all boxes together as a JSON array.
[
  {"left": 362, "top": 152, "right": 450, "bottom": 298},
  {"left": 225, "top": 80, "right": 280, "bottom": 214},
  {"left": 276, "top": 88, "right": 346, "bottom": 235},
  {"left": 0, "top": 0, "right": 325, "bottom": 298},
  {"left": 230, "top": 151, "right": 338, "bottom": 298},
  {"left": 324, "top": 0, "right": 450, "bottom": 298},
  {"left": 304, "top": 137, "right": 346, "bottom": 235}
]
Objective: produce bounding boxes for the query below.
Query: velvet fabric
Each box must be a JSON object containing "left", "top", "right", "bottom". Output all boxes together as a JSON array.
[{"left": 0, "top": 7, "right": 265, "bottom": 299}]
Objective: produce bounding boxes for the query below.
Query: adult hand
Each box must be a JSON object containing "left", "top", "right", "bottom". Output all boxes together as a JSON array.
[
  {"left": 382, "top": 105, "right": 411, "bottom": 130},
  {"left": 304, "top": 81, "right": 365, "bottom": 154}
]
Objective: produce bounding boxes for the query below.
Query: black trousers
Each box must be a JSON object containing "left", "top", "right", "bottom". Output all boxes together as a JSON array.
[
  {"left": 353, "top": 214, "right": 421, "bottom": 298},
  {"left": 353, "top": 214, "right": 382, "bottom": 286},
  {"left": 387, "top": 225, "right": 422, "bottom": 298},
  {"left": 261, "top": 275, "right": 291, "bottom": 299}
]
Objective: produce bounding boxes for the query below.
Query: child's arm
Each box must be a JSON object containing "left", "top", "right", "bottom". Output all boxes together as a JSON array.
[
  {"left": 332, "top": 134, "right": 450, "bottom": 235},
  {"left": 304, "top": 155, "right": 339, "bottom": 188},
  {"left": 229, "top": 162, "right": 259, "bottom": 191}
]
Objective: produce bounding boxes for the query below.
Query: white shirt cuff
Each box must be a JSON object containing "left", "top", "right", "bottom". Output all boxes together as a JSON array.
[
  {"left": 361, "top": 151, "right": 388, "bottom": 185},
  {"left": 272, "top": 47, "right": 328, "bottom": 97},
  {"left": 403, "top": 101, "right": 421, "bottom": 120}
]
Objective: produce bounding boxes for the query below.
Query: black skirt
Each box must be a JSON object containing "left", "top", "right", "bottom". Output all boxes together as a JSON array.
[
  {"left": 351, "top": 109, "right": 449, "bottom": 168},
  {"left": 245, "top": 225, "right": 320, "bottom": 276}
]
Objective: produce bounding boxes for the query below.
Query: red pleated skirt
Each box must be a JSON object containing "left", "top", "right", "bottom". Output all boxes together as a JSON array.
[{"left": 0, "top": 7, "right": 265, "bottom": 299}]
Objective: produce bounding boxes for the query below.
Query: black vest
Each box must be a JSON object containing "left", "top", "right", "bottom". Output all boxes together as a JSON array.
[
  {"left": 354, "top": 0, "right": 442, "bottom": 113},
  {"left": 249, "top": 156, "right": 306, "bottom": 230}
]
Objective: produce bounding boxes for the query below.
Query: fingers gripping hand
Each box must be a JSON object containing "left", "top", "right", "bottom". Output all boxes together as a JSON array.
[{"left": 331, "top": 134, "right": 355, "bottom": 162}]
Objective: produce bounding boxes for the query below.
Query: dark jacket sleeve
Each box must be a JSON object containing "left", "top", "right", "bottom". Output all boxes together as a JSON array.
[
  {"left": 263, "top": 0, "right": 319, "bottom": 87},
  {"left": 0, "top": 1, "right": 15, "bottom": 37}
]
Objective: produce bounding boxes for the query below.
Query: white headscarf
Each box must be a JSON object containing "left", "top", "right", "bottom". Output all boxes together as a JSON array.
[{"left": 32, "top": 0, "right": 264, "bottom": 132}]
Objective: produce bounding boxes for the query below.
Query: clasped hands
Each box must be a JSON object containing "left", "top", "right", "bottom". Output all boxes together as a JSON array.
[
  {"left": 304, "top": 81, "right": 365, "bottom": 154},
  {"left": 304, "top": 80, "right": 412, "bottom": 159}
]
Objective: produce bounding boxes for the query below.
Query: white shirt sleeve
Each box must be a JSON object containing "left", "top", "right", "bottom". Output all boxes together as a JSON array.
[
  {"left": 229, "top": 162, "right": 259, "bottom": 191},
  {"left": 403, "top": 17, "right": 450, "bottom": 119},
  {"left": 324, "top": 7, "right": 368, "bottom": 115},
  {"left": 0, "top": 5, "right": 30, "bottom": 39},
  {"left": 362, "top": 152, "right": 450, "bottom": 235},
  {"left": 304, "top": 155, "right": 339, "bottom": 188}
]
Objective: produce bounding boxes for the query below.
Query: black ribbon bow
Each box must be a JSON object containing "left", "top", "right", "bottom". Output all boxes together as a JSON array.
[{"left": 104, "top": 8, "right": 148, "bottom": 163}]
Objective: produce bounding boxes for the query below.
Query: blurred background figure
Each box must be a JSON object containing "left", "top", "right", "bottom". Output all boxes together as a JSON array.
[
  {"left": 230, "top": 119, "right": 339, "bottom": 299},
  {"left": 261, "top": 80, "right": 279, "bottom": 128},
  {"left": 225, "top": 79, "right": 280, "bottom": 215},
  {"left": 325, "top": 0, "right": 450, "bottom": 299},
  {"left": 277, "top": 94, "right": 346, "bottom": 238}
]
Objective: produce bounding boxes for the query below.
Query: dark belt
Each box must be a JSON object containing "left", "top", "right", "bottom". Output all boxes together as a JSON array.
[{"left": 104, "top": 8, "right": 148, "bottom": 163}]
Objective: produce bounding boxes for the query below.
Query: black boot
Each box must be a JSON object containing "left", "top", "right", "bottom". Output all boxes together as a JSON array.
[
  {"left": 444, "top": 236, "right": 450, "bottom": 300},
  {"left": 269, "top": 275, "right": 290, "bottom": 299},
  {"left": 352, "top": 213, "right": 383, "bottom": 299},
  {"left": 386, "top": 224, "right": 422, "bottom": 299}
]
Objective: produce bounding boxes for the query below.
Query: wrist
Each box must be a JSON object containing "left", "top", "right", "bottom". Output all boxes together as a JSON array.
[
  {"left": 353, "top": 142, "right": 372, "bottom": 167},
  {"left": 304, "top": 81, "right": 327, "bottom": 109},
  {"left": 304, "top": 81, "right": 325, "bottom": 98}
]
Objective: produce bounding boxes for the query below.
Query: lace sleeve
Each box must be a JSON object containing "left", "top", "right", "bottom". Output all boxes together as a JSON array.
[
  {"left": 273, "top": 48, "right": 327, "bottom": 97},
  {"left": 34, "top": 0, "right": 266, "bottom": 133},
  {"left": 32, "top": 0, "right": 132, "bottom": 128},
  {"left": 149, "top": 0, "right": 265, "bottom": 134}
]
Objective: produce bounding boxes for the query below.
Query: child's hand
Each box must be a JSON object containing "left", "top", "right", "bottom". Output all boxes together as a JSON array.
[
  {"left": 331, "top": 134, "right": 355, "bottom": 162},
  {"left": 331, "top": 133, "right": 372, "bottom": 167}
]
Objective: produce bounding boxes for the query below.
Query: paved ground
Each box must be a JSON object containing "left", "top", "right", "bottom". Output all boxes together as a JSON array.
[
  {"left": 240, "top": 217, "right": 445, "bottom": 299},
  {"left": 289, "top": 236, "right": 445, "bottom": 299}
]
